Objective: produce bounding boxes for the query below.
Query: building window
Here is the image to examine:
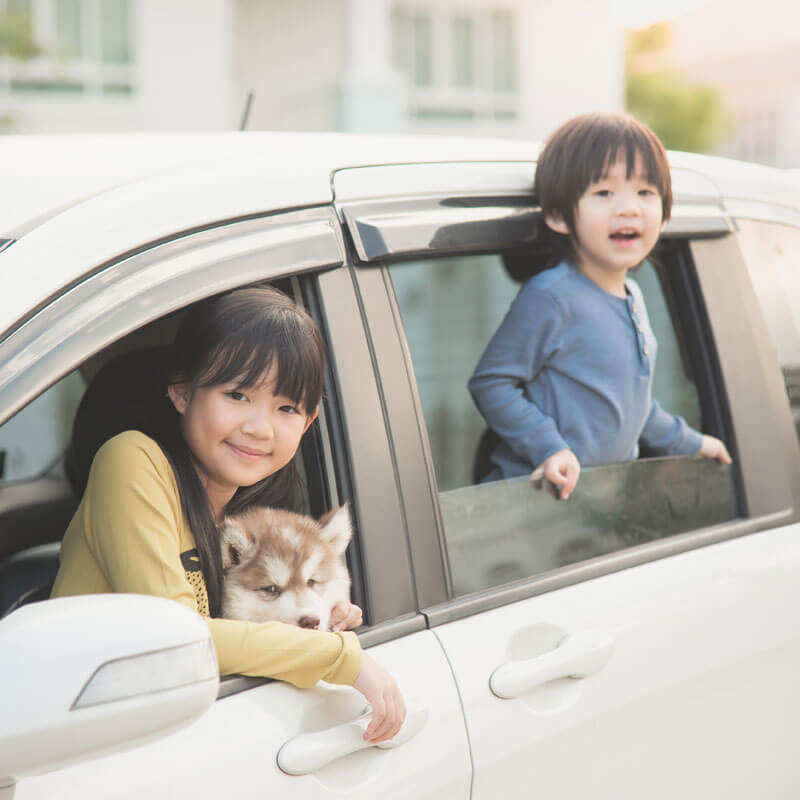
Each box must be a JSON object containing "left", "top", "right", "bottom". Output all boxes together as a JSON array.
[
  {"left": 391, "top": 3, "right": 519, "bottom": 123},
  {"left": 0, "top": 0, "right": 134, "bottom": 95}
]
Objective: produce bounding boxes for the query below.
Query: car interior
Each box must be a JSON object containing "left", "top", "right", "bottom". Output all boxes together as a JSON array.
[{"left": 0, "top": 278, "right": 341, "bottom": 618}]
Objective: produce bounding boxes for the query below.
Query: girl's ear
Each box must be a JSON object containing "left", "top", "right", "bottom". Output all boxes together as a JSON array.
[
  {"left": 167, "top": 381, "right": 191, "bottom": 416},
  {"left": 544, "top": 211, "right": 570, "bottom": 235},
  {"left": 303, "top": 406, "right": 319, "bottom": 434}
]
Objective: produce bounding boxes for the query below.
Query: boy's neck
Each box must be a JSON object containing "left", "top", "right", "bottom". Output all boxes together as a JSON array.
[{"left": 575, "top": 262, "right": 628, "bottom": 299}]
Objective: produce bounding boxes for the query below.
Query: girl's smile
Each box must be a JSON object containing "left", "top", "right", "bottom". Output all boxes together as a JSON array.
[{"left": 168, "top": 366, "right": 318, "bottom": 519}]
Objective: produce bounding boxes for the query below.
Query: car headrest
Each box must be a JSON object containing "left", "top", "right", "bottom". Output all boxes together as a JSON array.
[{"left": 65, "top": 347, "right": 169, "bottom": 497}]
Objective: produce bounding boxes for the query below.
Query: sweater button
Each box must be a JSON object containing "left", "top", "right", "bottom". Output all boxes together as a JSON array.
[{"left": 643, "top": 346, "right": 649, "bottom": 355}]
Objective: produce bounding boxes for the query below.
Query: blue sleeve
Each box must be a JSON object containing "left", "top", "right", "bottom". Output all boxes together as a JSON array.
[
  {"left": 468, "top": 283, "right": 569, "bottom": 468},
  {"left": 639, "top": 399, "right": 703, "bottom": 456}
]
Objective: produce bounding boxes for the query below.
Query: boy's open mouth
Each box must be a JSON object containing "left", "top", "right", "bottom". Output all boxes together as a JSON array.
[{"left": 610, "top": 231, "right": 640, "bottom": 241}]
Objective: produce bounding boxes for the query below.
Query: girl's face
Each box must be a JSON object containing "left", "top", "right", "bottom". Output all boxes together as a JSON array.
[{"left": 168, "top": 365, "right": 317, "bottom": 517}]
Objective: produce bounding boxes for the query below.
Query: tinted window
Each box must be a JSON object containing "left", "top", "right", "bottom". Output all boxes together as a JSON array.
[{"left": 389, "top": 250, "right": 737, "bottom": 595}]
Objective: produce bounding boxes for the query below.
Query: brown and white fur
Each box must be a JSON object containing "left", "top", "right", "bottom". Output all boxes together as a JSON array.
[{"left": 220, "top": 504, "right": 352, "bottom": 631}]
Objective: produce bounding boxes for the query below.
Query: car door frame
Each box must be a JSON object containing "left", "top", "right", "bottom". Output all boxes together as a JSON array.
[
  {"left": 0, "top": 201, "right": 424, "bottom": 651},
  {"left": 333, "top": 160, "right": 800, "bottom": 626}
]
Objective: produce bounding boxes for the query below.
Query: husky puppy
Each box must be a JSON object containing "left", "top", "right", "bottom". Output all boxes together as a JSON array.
[{"left": 220, "top": 504, "right": 352, "bottom": 631}]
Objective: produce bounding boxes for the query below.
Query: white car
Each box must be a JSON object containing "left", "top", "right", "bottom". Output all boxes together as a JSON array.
[{"left": 1, "top": 132, "right": 800, "bottom": 799}]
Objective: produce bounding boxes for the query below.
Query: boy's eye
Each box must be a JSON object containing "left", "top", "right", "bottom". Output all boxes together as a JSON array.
[
  {"left": 639, "top": 188, "right": 656, "bottom": 196},
  {"left": 226, "top": 390, "right": 248, "bottom": 402},
  {"left": 280, "top": 404, "right": 301, "bottom": 415},
  {"left": 594, "top": 189, "right": 612, "bottom": 197}
]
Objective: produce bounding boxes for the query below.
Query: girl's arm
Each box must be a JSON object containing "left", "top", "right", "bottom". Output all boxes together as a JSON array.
[{"left": 77, "top": 432, "right": 363, "bottom": 689}]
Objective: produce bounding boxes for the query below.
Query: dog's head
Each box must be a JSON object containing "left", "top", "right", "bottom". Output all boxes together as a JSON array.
[{"left": 220, "top": 504, "right": 352, "bottom": 631}]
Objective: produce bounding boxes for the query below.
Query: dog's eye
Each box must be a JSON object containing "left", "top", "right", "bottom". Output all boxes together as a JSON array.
[
  {"left": 261, "top": 585, "right": 281, "bottom": 597},
  {"left": 307, "top": 578, "right": 316, "bottom": 587}
]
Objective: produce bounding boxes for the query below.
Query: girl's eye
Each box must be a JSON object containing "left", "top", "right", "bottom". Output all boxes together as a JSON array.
[
  {"left": 226, "top": 390, "right": 247, "bottom": 402},
  {"left": 261, "top": 585, "right": 281, "bottom": 597},
  {"left": 639, "top": 188, "right": 656, "bottom": 197},
  {"left": 594, "top": 189, "right": 612, "bottom": 197},
  {"left": 280, "top": 404, "right": 301, "bottom": 415}
]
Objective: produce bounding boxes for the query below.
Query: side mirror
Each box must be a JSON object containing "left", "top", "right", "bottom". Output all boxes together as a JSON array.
[{"left": 0, "top": 594, "right": 218, "bottom": 790}]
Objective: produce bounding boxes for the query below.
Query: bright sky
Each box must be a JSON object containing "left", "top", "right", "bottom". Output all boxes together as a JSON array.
[{"left": 611, "top": 0, "right": 710, "bottom": 28}]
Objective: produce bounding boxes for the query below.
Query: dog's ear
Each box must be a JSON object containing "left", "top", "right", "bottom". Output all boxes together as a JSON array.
[
  {"left": 220, "top": 518, "right": 256, "bottom": 569},
  {"left": 318, "top": 503, "right": 352, "bottom": 555}
]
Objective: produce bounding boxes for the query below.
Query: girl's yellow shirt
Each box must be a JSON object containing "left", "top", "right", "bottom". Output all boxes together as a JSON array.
[{"left": 52, "top": 430, "right": 362, "bottom": 689}]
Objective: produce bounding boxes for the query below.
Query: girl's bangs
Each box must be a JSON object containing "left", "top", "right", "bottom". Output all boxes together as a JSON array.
[{"left": 195, "top": 324, "right": 323, "bottom": 412}]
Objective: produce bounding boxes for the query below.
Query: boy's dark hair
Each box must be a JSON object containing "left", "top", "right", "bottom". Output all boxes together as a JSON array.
[{"left": 531, "top": 111, "right": 672, "bottom": 270}]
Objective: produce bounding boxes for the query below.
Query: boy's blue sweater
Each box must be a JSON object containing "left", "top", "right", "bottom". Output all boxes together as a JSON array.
[{"left": 468, "top": 262, "right": 703, "bottom": 481}]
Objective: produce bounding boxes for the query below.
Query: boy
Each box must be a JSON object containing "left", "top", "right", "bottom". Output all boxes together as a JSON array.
[{"left": 468, "top": 112, "right": 731, "bottom": 499}]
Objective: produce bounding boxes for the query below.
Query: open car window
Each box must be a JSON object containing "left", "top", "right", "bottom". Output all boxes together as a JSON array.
[{"left": 387, "top": 248, "right": 739, "bottom": 597}]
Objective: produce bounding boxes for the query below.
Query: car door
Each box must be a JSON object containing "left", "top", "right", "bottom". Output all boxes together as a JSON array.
[
  {"left": 1, "top": 207, "right": 471, "bottom": 799},
  {"left": 339, "top": 162, "right": 800, "bottom": 798}
]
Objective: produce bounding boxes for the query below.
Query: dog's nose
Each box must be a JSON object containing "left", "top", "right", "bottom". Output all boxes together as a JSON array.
[{"left": 298, "top": 616, "right": 320, "bottom": 630}]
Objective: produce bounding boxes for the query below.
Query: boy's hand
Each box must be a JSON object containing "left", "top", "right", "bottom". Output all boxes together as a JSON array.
[
  {"left": 352, "top": 653, "right": 407, "bottom": 743},
  {"left": 530, "top": 448, "right": 581, "bottom": 500},
  {"left": 700, "top": 434, "right": 732, "bottom": 464},
  {"left": 329, "top": 600, "right": 363, "bottom": 631}
]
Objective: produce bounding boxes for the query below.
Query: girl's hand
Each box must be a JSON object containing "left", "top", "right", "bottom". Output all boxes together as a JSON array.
[
  {"left": 329, "top": 600, "right": 363, "bottom": 631},
  {"left": 700, "top": 435, "right": 732, "bottom": 464},
  {"left": 531, "top": 448, "right": 581, "bottom": 500},
  {"left": 352, "top": 653, "right": 407, "bottom": 743}
]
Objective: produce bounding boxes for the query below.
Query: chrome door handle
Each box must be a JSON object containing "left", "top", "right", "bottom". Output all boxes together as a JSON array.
[
  {"left": 277, "top": 706, "right": 428, "bottom": 776},
  {"left": 490, "top": 631, "right": 614, "bottom": 699}
]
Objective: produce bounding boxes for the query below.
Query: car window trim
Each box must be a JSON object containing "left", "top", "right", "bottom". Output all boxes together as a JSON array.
[
  {"left": 0, "top": 207, "right": 344, "bottom": 429},
  {"left": 372, "top": 229, "right": 796, "bottom": 622},
  {"left": 341, "top": 197, "right": 733, "bottom": 264}
]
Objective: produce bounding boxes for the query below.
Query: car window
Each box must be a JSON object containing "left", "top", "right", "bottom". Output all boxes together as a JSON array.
[
  {"left": 0, "top": 370, "right": 85, "bottom": 484},
  {"left": 388, "top": 250, "right": 737, "bottom": 596},
  {"left": 735, "top": 218, "right": 800, "bottom": 443}
]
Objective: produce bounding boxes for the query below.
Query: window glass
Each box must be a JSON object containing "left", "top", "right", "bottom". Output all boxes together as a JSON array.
[
  {"left": 100, "top": 0, "right": 132, "bottom": 64},
  {"left": 491, "top": 10, "right": 515, "bottom": 91},
  {"left": 54, "top": 0, "right": 83, "bottom": 58},
  {"left": 0, "top": 370, "right": 85, "bottom": 484},
  {"left": 389, "top": 251, "right": 736, "bottom": 595},
  {"left": 452, "top": 14, "right": 473, "bottom": 88},
  {"left": 736, "top": 218, "right": 800, "bottom": 442}
]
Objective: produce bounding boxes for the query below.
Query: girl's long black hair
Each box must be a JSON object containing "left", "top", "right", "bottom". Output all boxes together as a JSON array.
[{"left": 144, "top": 286, "right": 325, "bottom": 617}]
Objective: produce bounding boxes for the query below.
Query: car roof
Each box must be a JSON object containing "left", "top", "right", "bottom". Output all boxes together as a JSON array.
[{"left": 1, "top": 131, "right": 798, "bottom": 339}]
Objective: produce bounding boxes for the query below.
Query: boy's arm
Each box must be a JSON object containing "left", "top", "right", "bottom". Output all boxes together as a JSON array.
[
  {"left": 468, "top": 284, "right": 569, "bottom": 468},
  {"left": 639, "top": 399, "right": 704, "bottom": 456}
]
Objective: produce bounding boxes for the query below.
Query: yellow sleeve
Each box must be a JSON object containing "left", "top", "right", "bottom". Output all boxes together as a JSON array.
[{"left": 82, "top": 432, "right": 362, "bottom": 688}]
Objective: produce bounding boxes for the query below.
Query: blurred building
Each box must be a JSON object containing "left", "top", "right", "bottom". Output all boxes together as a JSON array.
[
  {"left": 0, "top": 0, "right": 236, "bottom": 132},
  {"left": 0, "top": 0, "right": 624, "bottom": 138},
  {"left": 660, "top": 0, "right": 800, "bottom": 167}
]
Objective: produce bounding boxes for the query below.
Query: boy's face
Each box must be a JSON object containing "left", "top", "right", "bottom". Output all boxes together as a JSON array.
[{"left": 545, "top": 155, "right": 665, "bottom": 278}]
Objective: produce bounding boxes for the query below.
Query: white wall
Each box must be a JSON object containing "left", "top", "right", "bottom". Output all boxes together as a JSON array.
[
  {"left": 235, "top": 0, "right": 348, "bottom": 131},
  {"left": 1, "top": 0, "right": 237, "bottom": 133}
]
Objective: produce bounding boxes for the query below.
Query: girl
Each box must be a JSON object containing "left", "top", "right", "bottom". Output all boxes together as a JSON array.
[{"left": 52, "top": 286, "right": 405, "bottom": 744}]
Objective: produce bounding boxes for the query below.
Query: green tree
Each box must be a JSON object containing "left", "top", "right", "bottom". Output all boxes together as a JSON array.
[
  {"left": 0, "top": 7, "right": 38, "bottom": 61},
  {"left": 626, "top": 23, "right": 725, "bottom": 154}
]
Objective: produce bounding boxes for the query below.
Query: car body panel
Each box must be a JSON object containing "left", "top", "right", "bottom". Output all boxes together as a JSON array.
[
  {"left": 1, "top": 132, "right": 800, "bottom": 797},
  {"left": 15, "top": 631, "right": 472, "bottom": 800},
  {"left": 434, "top": 523, "right": 800, "bottom": 799}
]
